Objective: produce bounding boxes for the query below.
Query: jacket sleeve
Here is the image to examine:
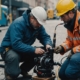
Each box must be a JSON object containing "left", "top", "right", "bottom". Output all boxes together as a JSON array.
[
  {"left": 37, "top": 26, "right": 52, "bottom": 46},
  {"left": 10, "top": 22, "right": 35, "bottom": 54},
  {"left": 72, "top": 45, "right": 80, "bottom": 53},
  {"left": 60, "top": 36, "right": 73, "bottom": 55}
]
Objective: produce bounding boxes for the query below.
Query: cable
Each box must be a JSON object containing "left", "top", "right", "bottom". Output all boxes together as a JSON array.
[{"left": 53, "top": 23, "right": 64, "bottom": 48}]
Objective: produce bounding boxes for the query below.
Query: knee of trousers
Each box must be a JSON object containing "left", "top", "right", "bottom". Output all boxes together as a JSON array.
[
  {"left": 65, "top": 70, "right": 74, "bottom": 79},
  {"left": 5, "top": 51, "right": 20, "bottom": 63},
  {"left": 5, "top": 51, "right": 20, "bottom": 77},
  {"left": 58, "top": 70, "right": 65, "bottom": 79},
  {"left": 8, "top": 71, "right": 20, "bottom": 78}
]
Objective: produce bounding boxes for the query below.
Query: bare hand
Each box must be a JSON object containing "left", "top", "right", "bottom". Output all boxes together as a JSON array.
[
  {"left": 35, "top": 48, "right": 45, "bottom": 54},
  {"left": 46, "top": 45, "right": 52, "bottom": 51}
]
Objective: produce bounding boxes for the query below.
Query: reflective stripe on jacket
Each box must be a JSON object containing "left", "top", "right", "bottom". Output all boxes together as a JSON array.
[{"left": 61, "top": 11, "right": 80, "bottom": 54}]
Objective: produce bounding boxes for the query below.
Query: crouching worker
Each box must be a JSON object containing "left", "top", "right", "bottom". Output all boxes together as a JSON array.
[
  {"left": 54, "top": 0, "right": 80, "bottom": 80},
  {"left": 0, "top": 6, "right": 52, "bottom": 80}
]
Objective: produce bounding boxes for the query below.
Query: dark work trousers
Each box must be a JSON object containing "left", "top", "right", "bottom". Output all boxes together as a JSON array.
[
  {"left": 59, "top": 52, "right": 80, "bottom": 80},
  {"left": 3, "top": 49, "right": 37, "bottom": 78}
]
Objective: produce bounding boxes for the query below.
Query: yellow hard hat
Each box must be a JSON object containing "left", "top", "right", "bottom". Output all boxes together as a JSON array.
[{"left": 56, "top": 0, "right": 76, "bottom": 16}]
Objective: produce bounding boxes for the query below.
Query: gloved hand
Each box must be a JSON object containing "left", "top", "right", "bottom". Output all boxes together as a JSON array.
[
  {"left": 67, "top": 50, "right": 74, "bottom": 59},
  {"left": 54, "top": 45, "right": 64, "bottom": 54}
]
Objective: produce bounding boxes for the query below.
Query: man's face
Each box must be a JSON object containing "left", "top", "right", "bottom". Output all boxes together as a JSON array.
[
  {"left": 60, "top": 12, "right": 73, "bottom": 23},
  {"left": 30, "top": 16, "right": 41, "bottom": 29}
]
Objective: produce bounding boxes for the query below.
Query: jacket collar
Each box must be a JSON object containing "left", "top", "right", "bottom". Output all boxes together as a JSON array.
[
  {"left": 73, "top": 10, "right": 80, "bottom": 34},
  {"left": 22, "top": 9, "right": 31, "bottom": 26}
]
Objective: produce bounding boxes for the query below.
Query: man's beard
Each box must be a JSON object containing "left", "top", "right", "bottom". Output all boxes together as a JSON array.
[
  {"left": 33, "top": 26, "right": 38, "bottom": 29},
  {"left": 31, "top": 23, "right": 38, "bottom": 29},
  {"left": 64, "top": 19, "right": 74, "bottom": 32}
]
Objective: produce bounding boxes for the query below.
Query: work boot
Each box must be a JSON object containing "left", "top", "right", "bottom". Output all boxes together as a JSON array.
[
  {"left": 5, "top": 73, "right": 13, "bottom": 80},
  {"left": 5, "top": 71, "right": 14, "bottom": 80},
  {"left": 5, "top": 76, "right": 13, "bottom": 80}
]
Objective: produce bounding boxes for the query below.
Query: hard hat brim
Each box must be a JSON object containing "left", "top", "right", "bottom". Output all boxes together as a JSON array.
[{"left": 37, "top": 19, "right": 46, "bottom": 25}]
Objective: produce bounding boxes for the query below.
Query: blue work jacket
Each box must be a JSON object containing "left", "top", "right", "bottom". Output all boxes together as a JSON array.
[{"left": 1, "top": 9, "right": 52, "bottom": 54}]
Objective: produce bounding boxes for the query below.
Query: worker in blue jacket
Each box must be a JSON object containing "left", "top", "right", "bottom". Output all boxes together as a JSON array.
[{"left": 1, "top": 6, "right": 52, "bottom": 80}]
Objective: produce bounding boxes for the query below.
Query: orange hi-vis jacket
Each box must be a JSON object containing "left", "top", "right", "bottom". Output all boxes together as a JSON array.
[{"left": 61, "top": 11, "right": 80, "bottom": 54}]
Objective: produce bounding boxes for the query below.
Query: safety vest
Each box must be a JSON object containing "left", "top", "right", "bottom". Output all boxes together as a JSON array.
[{"left": 61, "top": 10, "right": 80, "bottom": 54}]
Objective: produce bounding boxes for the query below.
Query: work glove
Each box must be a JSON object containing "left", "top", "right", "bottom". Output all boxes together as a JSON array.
[
  {"left": 67, "top": 50, "right": 74, "bottom": 59},
  {"left": 54, "top": 45, "right": 64, "bottom": 54}
]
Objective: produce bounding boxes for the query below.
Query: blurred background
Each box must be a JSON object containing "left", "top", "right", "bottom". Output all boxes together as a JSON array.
[
  {"left": 0, "top": 0, "right": 79, "bottom": 26},
  {"left": 0, "top": 0, "right": 79, "bottom": 79}
]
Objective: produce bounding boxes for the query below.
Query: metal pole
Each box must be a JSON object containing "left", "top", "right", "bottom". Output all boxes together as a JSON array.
[
  {"left": 9, "top": 0, "right": 11, "bottom": 14},
  {"left": 9, "top": 0, "right": 12, "bottom": 23},
  {"left": 0, "top": 0, "right": 1, "bottom": 20}
]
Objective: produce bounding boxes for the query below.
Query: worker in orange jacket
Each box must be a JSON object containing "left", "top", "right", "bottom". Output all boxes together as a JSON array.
[{"left": 54, "top": 0, "right": 80, "bottom": 80}]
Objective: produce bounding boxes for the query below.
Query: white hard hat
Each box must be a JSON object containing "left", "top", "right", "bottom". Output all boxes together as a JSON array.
[{"left": 31, "top": 6, "right": 47, "bottom": 25}]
